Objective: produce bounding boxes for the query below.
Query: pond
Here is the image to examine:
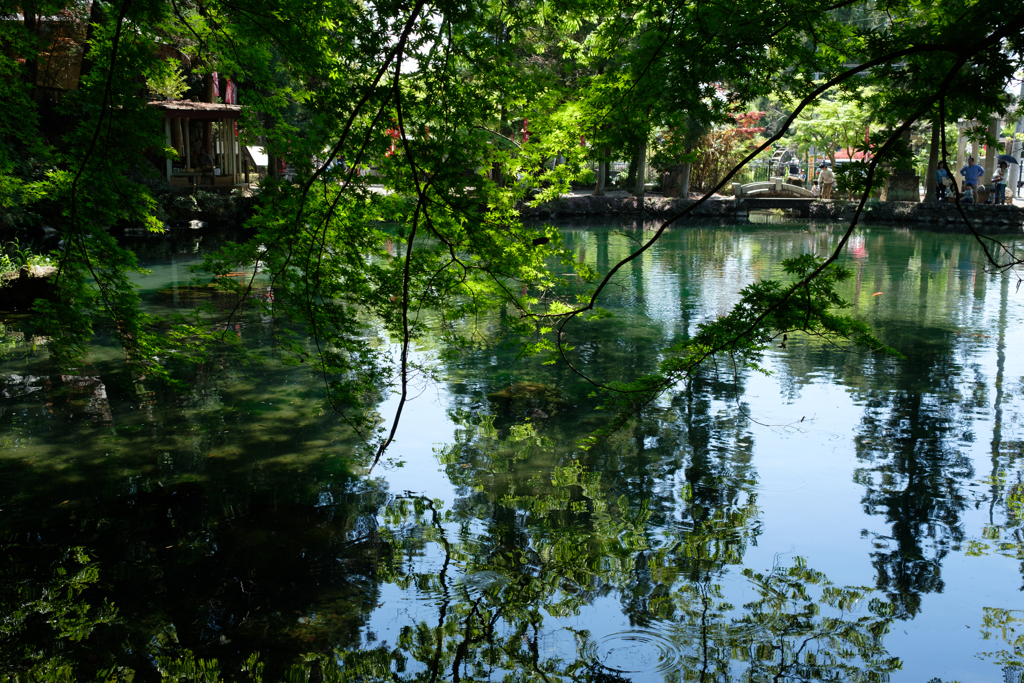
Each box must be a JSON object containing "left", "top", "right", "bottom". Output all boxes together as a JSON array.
[{"left": 2, "top": 221, "right": 1024, "bottom": 682}]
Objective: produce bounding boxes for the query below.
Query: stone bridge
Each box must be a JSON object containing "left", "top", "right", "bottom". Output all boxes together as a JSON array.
[
  {"left": 733, "top": 179, "right": 814, "bottom": 198},
  {"left": 733, "top": 178, "right": 816, "bottom": 218}
]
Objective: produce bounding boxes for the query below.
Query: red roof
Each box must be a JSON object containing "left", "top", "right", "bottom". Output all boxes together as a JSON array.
[{"left": 834, "top": 149, "right": 868, "bottom": 161}]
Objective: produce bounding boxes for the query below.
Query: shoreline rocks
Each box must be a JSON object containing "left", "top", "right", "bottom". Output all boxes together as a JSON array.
[{"left": 0, "top": 265, "right": 58, "bottom": 311}]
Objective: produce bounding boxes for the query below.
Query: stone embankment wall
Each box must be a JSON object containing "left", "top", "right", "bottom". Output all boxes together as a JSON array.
[
  {"left": 818, "top": 200, "right": 1023, "bottom": 232},
  {"left": 0, "top": 266, "right": 58, "bottom": 311},
  {"left": 520, "top": 195, "right": 734, "bottom": 220},
  {"left": 520, "top": 195, "right": 1023, "bottom": 232}
]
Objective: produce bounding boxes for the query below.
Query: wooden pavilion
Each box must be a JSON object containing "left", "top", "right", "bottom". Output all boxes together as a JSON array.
[{"left": 148, "top": 100, "right": 250, "bottom": 188}]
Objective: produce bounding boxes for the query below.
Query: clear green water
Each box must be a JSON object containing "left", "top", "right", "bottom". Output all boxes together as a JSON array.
[{"left": 2, "top": 222, "right": 1024, "bottom": 681}]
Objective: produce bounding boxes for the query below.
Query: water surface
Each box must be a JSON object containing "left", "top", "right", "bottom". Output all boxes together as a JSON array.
[{"left": 2, "top": 222, "right": 1024, "bottom": 682}]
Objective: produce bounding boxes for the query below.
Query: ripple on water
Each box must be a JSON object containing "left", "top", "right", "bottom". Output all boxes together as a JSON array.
[
  {"left": 587, "top": 629, "right": 684, "bottom": 678},
  {"left": 461, "top": 569, "right": 508, "bottom": 594},
  {"left": 583, "top": 615, "right": 777, "bottom": 678}
]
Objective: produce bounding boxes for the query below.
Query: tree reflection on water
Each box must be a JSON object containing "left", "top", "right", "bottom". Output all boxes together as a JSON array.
[{"left": 2, "top": 416, "right": 902, "bottom": 682}]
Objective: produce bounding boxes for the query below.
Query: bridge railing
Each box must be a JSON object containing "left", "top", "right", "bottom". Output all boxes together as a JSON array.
[{"left": 733, "top": 179, "right": 813, "bottom": 198}]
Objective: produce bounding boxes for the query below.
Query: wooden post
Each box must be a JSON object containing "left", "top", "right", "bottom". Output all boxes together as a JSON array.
[
  {"left": 226, "top": 121, "right": 232, "bottom": 177},
  {"left": 171, "top": 117, "right": 181, "bottom": 157},
  {"left": 203, "top": 74, "right": 213, "bottom": 152},
  {"left": 227, "top": 121, "right": 234, "bottom": 179},
  {"left": 220, "top": 120, "right": 228, "bottom": 177},
  {"left": 164, "top": 117, "right": 172, "bottom": 181},
  {"left": 184, "top": 117, "right": 191, "bottom": 170},
  {"left": 231, "top": 124, "right": 237, "bottom": 180}
]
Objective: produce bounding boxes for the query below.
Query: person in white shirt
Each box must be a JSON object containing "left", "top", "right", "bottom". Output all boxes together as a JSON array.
[
  {"left": 811, "top": 181, "right": 820, "bottom": 198},
  {"left": 992, "top": 162, "right": 1008, "bottom": 205},
  {"left": 817, "top": 164, "right": 835, "bottom": 199}
]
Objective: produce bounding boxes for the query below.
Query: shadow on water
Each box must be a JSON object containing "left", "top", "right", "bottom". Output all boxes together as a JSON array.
[{"left": 0, "top": 356, "right": 390, "bottom": 678}]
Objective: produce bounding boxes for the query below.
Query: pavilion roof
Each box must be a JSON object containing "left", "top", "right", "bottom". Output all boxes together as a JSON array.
[{"left": 148, "top": 100, "right": 242, "bottom": 120}]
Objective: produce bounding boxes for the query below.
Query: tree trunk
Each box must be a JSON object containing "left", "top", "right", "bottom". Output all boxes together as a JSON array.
[
  {"left": 924, "top": 121, "right": 939, "bottom": 202},
  {"left": 625, "top": 153, "right": 638, "bottom": 191},
  {"left": 680, "top": 161, "right": 692, "bottom": 197},
  {"left": 634, "top": 138, "right": 647, "bottom": 198},
  {"left": 77, "top": 0, "right": 105, "bottom": 89},
  {"left": 593, "top": 146, "right": 609, "bottom": 196},
  {"left": 22, "top": 2, "right": 39, "bottom": 100}
]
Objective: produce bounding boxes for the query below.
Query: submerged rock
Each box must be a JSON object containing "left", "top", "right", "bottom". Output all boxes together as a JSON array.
[
  {"left": 154, "top": 283, "right": 234, "bottom": 302},
  {"left": 487, "top": 381, "right": 568, "bottom": 418}
]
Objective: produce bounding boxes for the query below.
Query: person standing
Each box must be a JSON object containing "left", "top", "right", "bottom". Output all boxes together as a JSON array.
[
  {"left": 817, "top": 164, "right": 835, "bottom": 199},
  {"left": 194, "top": 146, "right": 213, "bottom": 169},
  {"left": 935, "top": 160, "right": 951, "bottom": 202},
  {"left": 960, "top": 156, "right": 984, "bottom": 191},
  {"left": 992, "top": 161, "right": 1009, "bottom": 205}
]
